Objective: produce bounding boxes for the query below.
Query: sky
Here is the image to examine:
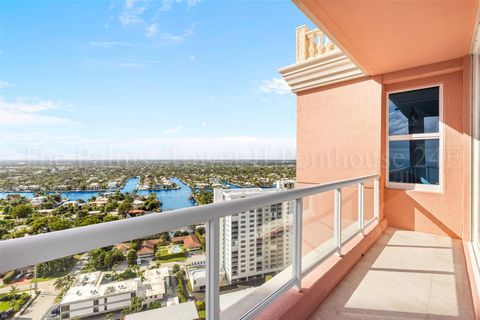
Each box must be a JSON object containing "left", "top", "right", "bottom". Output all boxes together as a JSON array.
[{"left": 0, "top": 0, "right": 311, "bottom": 161}]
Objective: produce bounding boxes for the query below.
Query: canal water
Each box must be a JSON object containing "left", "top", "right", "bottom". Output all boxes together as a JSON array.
[
  {"left": 0, "top": 177, "right": 263, "bottom": 211},
  {"left": 137, "top": 178, "right": 196, "bottom": 211},
  {"left": 0, "top": 177, "right": 196, "bottom": 211}
]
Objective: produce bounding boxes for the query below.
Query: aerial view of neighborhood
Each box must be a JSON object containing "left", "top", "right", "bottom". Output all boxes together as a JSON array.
[{"left": 0, "top": 161, "right": 296, "bottom": 320}]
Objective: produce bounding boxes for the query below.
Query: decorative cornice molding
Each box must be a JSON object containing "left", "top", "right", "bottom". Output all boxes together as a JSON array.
[{"left": 279, "top": 49, "right": 364, "bottom": 93}]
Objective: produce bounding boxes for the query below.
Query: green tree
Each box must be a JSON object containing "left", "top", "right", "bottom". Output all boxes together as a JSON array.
[
  {"left": 118, "top": 201, "right": 132, "bottom": 215},
  {"left": 54, "top": 274, "right": 73, "bottom": 290},
  {"left": 172, "top": 264, "right": 180, "bottom": 273},
  {"left": 9, "top": 285, "right": 18, "bottom": 304},
  {"left": 3, "top": 205, "right": 12, "bottom": 215},
  {"left": 12, "top": 204, "right": 34, "bottom": 218},
  {"left": 126, "top": 249, "right": 137, "bottom": 266},
  {"left": 104, "top": 253, "right": 113, "bottom": 269},
  {"left": 130, "top": 296, "right": 143, "bottom": 313}
]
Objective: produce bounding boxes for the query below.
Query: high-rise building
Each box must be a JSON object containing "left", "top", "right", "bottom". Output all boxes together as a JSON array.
[{"left": 214, "top": 186, "right": 294, "bottom": 284}]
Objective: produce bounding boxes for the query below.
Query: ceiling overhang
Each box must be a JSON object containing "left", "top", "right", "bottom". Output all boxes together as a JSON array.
[{"left": 293, "top": 0, "right": 480, "bottom": 75}]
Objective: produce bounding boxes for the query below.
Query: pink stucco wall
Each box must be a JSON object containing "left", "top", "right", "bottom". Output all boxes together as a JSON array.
[
  {"left": 382, "top": 60, "right": 471, "bottom": 240},
  {"left": 297, "top": 78, "right": 383, "bottom": 184},
  {"left": 296, "top": 58, "right": 472, "bottom": 241},
  {"left": 296, "top": 78, "right": 383, "bottom": 255}
]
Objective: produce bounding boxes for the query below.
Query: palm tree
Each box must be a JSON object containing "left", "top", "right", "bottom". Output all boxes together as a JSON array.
[
  {"left": 9, "top": 286, "right": 18, "bottom": 308},
  {"left": 54, "top": 274, "right": 73, "bottom": 290}
]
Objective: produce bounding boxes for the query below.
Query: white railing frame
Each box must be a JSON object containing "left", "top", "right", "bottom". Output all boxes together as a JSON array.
[
  {"left": 0, "top": 174, "right": 380, "bottom": 320},
  {"left": 293, "top": 198, "right": 303, "bottom": 290}
]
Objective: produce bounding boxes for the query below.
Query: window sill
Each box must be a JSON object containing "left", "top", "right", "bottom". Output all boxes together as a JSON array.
[{"left": 386, "top": 182, "right": 443, "bottom": 194}]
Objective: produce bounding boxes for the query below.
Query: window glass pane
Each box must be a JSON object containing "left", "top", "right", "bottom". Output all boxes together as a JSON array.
[
  {"left": 389, "top": 87, "right": 439, "bottom": 135},
  {"left": 389, "top": 139, "right": 439, "bottom": 185}
]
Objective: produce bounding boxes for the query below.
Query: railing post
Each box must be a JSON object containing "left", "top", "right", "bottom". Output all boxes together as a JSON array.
[
  {"left": 373, "top": 177, "right": 380, "bottom": 222},
  {"left": 293, "top": 198, "right": 303, "bottom": 290},
  {"left": 296, "top": 25, "right": 308, "bottom": 62},
  {"left": 334, "top": 188, "right": 342, "bottom": 256},
  {"left": 206, "top": 218, "right": 220, "bottom": 320},
  {"left": 358, "top": 182, "right": 365, "bottom": 235}
]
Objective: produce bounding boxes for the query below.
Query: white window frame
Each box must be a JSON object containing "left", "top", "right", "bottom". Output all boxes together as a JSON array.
[{"left": 385, "top": 84, "right": 444, "bottom": 193}]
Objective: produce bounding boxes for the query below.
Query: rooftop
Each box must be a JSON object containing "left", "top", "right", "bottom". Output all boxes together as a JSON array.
[
  {"left": 220, "top": 187, "right": 281, "bottom": 201},
  {"left": 187, "top": 267, "right": 205, "bottom": 282},
  {"left": 62, "top": 276, "right": 138, "bottom": 304},
  {"left": 143, "top": 267, "right": 169, "bottom": 297}
]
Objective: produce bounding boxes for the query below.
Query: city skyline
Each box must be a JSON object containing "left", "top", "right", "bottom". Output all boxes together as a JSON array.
[{"left": 0, "top": 0, "right": 309, "bottom": 160}]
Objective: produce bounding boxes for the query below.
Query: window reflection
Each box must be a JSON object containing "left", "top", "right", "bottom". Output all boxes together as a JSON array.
[
  {"left": 389, "top": 87, "right": 439, "bottom": 136},
  {"left": 389, "top": 140, "right": 439, "bottom": 185}
]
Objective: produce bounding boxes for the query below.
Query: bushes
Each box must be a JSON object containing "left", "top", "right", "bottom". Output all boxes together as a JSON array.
[
  {"left": 2, "top": 271, "right": 17, "bottom": 284},
  {"left": 0, "top": 293, "right": 30, "bottom": 313},
  {"left": 176, "top": 271, "right": 187, "bottom": 303},
  {"left": 195, "top": 300, "right": 205, "bottom": 311},
  {"left": 149, "top": 300, "right": 162, "bottom": 309},
  {"left": 37, "top": 256, "right": 76, "bottom": 277},
  {"left": 86, "top": 248, "right": 125, "bottom": 271},
  {"left": 194, "top": 231, "right": 206, "bottom": 251},
  {"left": 111, "top": 268, "right": 137, "bottom": 281}
]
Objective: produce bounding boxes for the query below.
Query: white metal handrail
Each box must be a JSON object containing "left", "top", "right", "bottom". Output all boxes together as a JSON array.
[{"left": 0, "top": 174, "right": 379, "bottom": 320}]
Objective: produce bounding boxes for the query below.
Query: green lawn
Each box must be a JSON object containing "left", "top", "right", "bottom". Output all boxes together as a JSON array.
[
  {"left": 158, "top": 247, "right": 169, "bottom": 255},
  {"left": 0, "top": 301, "right": 11, "bottom": 312},
  {"left": 34, "top": 277, "right": 62, "bottom": 283},
  {"left": 198, "top": 310, "right": 206, "bottom": 319}
]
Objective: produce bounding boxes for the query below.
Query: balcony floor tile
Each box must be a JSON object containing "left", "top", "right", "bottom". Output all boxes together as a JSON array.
[{"left": 309, "top": 228, "right": 475, "bottom": 320}]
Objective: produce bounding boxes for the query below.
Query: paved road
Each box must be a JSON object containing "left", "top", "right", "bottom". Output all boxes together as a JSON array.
[
  {"left": 70, "top": 253, "right": 89, "bottom": 276},
  {"left": 14, "top": 290, "right": 58, "bottom": 320},
  {"left": 1, "top": 253, "right": 89, "bottom": 295},
  {"left": 0, "top": 280, "right": 54, "bottom": 295}
]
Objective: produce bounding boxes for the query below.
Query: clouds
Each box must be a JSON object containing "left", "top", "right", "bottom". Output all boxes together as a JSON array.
[
  {"left": 162, "top": 124, "right": 184, "bottom": 135},
  {"left": 118, "top": 0, "right": 147, "bottom": 26},
  {"left": 158, "top": 0, "right": 201, "bottom": 12},
  {"left": 116, "top": 0, "right": 199, "bottom": 40},
  {"left": 0, "top": 81, "right": 13, "bottom": 89},
  {"left": 145, "top": 23, "right": 158, "bottom": 38},
  {"left": 0, "top": 98, "right": 78, "bottom": 126},
  {"left": 160, "top": 24, "right": 196, "bottom": 43},
  {"left": 81, "top": 57, "right": 159, "bottom": 69},
  {"left": 259, "top": 77, "right": 291, "bottom": 95},
  {"left": 88, "top": 41, "right": 134, "bottom": 49}
]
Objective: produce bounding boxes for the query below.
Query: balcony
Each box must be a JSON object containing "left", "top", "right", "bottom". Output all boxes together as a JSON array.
[{"left": 0, "top": 174, "right": 381, "bottom": 320}]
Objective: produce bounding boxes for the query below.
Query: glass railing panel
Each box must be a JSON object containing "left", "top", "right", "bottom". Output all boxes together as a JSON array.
[
  {"left": 363, "top": 180, "right": 375, "bottom": 225},
  {"left": 341, "top": 185, "right": 360, "bottom": 243},
  {"left": 1, "top": 226, "right": 207, "bottom": 320},
  {"left": 218, "top": 200, "right": 294, "bottom": 318},
  {"left": 301, "top": 190, "right": 336, "bottom": 271}
]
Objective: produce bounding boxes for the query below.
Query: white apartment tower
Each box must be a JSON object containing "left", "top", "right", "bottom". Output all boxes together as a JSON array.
[{"left": 214, "top": 185, "right": 294, "bottom": 284}]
